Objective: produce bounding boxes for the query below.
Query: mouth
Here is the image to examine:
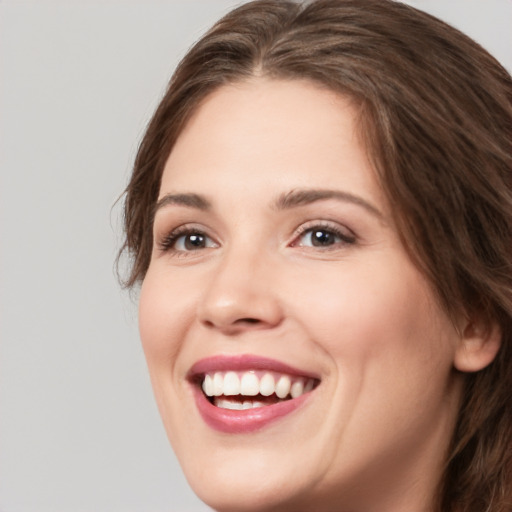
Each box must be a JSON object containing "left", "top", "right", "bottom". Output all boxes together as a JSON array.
[
  {"left": 201, "top": 370, "right": 317, "bottom": 410},
  {"left": 188, "top": 355, "right": 320, "bottom": 433}
]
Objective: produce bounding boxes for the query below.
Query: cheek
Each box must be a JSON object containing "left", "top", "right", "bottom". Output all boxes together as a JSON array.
[
  {"left": 138, "top": 268, "right": 197, "bottom": 364},
  {"left": 138, "top": 270, "right": 196, "bottom": 443},
  {"left": 290, "top": 257, "right": 456, "bottom": 376},
  {"left": 138, "top": 267, "right": 195, "bottom": 434},
  {"left": 288, "top": 259, "right": 459, "bottom": 467},
  {"left": 138, "top": 275, "right": 171, "bottom": 359}
]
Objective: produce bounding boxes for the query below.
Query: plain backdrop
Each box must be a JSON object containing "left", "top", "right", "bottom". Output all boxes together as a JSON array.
[{"left": 1, "top": 1, "right": 511, "bottom": 511}]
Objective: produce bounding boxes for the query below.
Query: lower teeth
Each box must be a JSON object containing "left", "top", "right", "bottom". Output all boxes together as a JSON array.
[{"left": 214, "top": 397, "right": 284, "bottom": 410}]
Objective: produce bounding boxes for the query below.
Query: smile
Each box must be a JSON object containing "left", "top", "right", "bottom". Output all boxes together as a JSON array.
[
  {"left": 188, "top": 355, "right": 320, "bottom": 433},
  {"left": 202, "top": 370, "right": 316, "bottom": 409}
]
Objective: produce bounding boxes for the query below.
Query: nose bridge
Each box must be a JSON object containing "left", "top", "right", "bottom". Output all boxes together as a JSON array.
[{"left": 198, "top": 237, "right": 282, "bottom": 332}]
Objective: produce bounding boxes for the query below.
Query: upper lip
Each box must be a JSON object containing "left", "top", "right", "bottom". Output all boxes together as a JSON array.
[{"left": 187, "top": 354, "right": 320, "bottom": 382}]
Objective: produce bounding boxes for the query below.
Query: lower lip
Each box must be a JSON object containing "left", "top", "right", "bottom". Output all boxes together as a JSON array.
[{"left": 192, "top": 386, "right": 311, "bottom": 434}]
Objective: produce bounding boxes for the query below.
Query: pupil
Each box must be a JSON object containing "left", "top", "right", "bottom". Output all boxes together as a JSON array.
[
  {"left": 313, "top": 230, "right": 334, "bottom": 246},
  {"left": 185, "top": 234, "right": 205, "bottom": 249}
]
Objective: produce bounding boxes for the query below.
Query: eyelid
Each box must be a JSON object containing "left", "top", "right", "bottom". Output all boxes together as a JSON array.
[
  {"left": 289, "top": 220, "right": 357, "bottom": 247},
  {"left": 154, "top": 219, "right": 356, "bottom": 256},
  {"left": 156, "top": 223, "right": 219, "bottom": 254}
]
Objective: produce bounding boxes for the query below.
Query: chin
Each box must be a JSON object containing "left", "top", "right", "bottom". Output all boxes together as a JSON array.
[
  {"left": 171, "top": 435, "right": 329, "bottom": 512},
  {"left": 187, "top": 470, "right": 317, "bottom": 512}
]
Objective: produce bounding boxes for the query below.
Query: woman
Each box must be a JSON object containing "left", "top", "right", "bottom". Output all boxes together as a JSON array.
[{"left": 119, "top": 1, "right": 512, "bottom": 510}]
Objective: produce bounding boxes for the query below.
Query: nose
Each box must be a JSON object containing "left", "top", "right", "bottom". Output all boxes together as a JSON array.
[{"left": 198, "top": 247, "right": 284, "bottom": 335}]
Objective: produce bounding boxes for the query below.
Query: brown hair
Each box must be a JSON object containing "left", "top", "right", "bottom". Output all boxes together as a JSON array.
[{"left": 119, "top": 1, "right": 512, "bottom": 510}]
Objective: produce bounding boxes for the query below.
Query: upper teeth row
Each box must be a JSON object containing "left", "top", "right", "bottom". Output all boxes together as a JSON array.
[{"left": 201, "top": 371, "right": 315, "bottom": 399}]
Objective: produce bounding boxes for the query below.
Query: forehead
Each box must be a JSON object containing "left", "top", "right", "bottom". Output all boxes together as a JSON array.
[{"left": 160, "top": 78, "right": 385, "bottom": 211}]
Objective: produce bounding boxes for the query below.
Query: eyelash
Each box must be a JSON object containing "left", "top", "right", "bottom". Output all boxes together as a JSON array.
[
  {"left": 157, "top": 221, "right": 356, "bottom": 255},
  {"left": 291, "top": 221, "right": 356, "bottom": 249},
  {"left": 157, "top": 225, "right": 215, "bottom": 254}
]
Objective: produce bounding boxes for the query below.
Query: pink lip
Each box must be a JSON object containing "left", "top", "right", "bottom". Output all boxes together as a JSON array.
[
  {"left": 188, "top": 355, "right": 318, "bottom": 434},
  {"left": 188, "top": 354, "right": 318, "bottom": 379},
  {"left": 192, "top": 385, "right": 311, "bottom": 433}
]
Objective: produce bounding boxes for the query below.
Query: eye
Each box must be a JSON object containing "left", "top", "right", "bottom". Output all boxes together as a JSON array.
[
  {"left": 292, "top": 223, "right": 356, "bottom": 249},
  {"left": 174, "top": 232, "right": 215, "bottom": 251},
  {"left": 158, "top": 227, "right": 218, "bottom": 253}
]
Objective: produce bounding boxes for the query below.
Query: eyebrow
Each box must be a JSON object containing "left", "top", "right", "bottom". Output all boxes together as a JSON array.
[
  {"left": 154, "top": 193, "right": 212, "bottom": 214},
  {"left": 153, "top": 188, "right": 383, "bottom": 220},
  {"left": 274, "top": 189, "right": 383, "bottom": 218}
]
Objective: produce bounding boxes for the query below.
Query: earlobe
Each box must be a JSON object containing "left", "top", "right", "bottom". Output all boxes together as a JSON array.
[{"left": 453, "top": 319, "right": 502, "bottom": 373}]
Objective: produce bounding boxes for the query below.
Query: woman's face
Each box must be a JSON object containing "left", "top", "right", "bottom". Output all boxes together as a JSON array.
[{"left": 139, "top": 79, "right": 463, "bottom": 512}]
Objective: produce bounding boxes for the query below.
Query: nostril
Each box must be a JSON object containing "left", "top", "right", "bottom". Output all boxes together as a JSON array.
[
  {"left": 200, "top": 317, "right": 261, "bottom": 331},
  {"left": 238, "top": 318, "right": 260, "bottom": 324}
]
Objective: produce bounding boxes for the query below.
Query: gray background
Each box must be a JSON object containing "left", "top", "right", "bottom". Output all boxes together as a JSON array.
[{"left": 1, "top": 1, "right": 510, "bottom": 511}]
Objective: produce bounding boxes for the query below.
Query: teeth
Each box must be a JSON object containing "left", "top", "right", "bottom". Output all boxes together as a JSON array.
[
  {"left": 304, "top": 379, "right": 314, "bottom": 393},
  {"left": 275, "top": 375, "right": 291, "bottom": 399},
  {"left": 213, "top": 372, "right": 224, "bottom": 396},
  {"left": 216, "top": 398, "right": 243, "bottom": 410},
  {"left": 216, "top": 398, "right": 266, "bottom": 410},
  {"left": 242, "top": 400, "right": 265, "bottom": 409},
  {"left": 240, "top": 372, "right": 260, "bottom": 396},
  {"left": 201, "top": 370, "right": 317, "bottom": 401},
  {"left": 223, "top": 372, "right": 240, "bottom": 396},
  {"left": 290, "top": 379, "right": 304, "bottom": 399},
  {"left": 259, "top": 373, "right": 275, "bottom": 396},
  {"left": 202, "top": 374, "right": 213, "bottom": 396}
]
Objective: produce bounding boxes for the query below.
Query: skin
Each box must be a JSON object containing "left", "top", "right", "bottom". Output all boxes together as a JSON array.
[{"left": 139, "top": 79, "right": 467, "bottom": 512}]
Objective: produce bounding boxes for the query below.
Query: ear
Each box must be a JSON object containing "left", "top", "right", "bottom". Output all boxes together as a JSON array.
[{"left": 453, "top": 318, "right": 502, "bottom": 373}]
